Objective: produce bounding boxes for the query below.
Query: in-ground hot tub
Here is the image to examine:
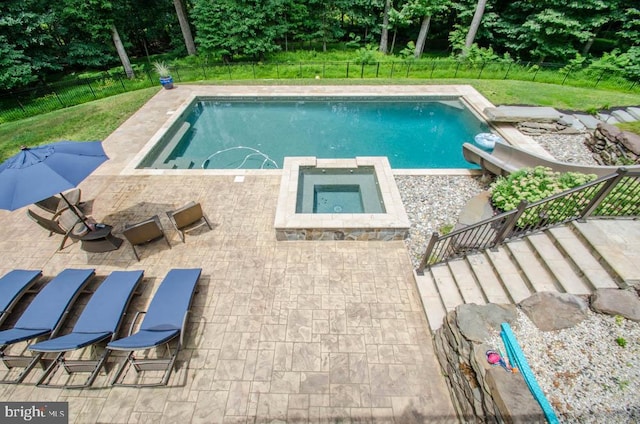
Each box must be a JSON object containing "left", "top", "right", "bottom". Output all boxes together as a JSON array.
[
  {"left": 275, "top": 157, "right": 410, "bottom": 241},
  {"left": 296, "top": 166, "right": 386, "bottom": 214}
]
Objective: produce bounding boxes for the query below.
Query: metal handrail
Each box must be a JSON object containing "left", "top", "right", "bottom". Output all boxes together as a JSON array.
[{"left": 416, "top": 167, "right": 639, "bottom": 274}]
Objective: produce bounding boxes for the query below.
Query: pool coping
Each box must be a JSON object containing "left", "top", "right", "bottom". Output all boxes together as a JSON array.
[{"left": 119, "top": 84, "right": 543, "bottom": 177}]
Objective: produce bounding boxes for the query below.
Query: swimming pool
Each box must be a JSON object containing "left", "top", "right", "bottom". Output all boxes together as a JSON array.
[{"left": 139, "top": 96, "right": 491, "bottom": 170}]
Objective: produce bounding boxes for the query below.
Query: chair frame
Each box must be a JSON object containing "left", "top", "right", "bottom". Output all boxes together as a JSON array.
[
  {"left": 107, "top": 268, "right": 201, "bottom": 387},
  {"left": 166, "top": 201, "right": 212, "bottom": 242},
  {"left": 122, "top": 215, "right": 171, "bottom": 261},
  {"left": 32, "top": 270, "right": 144, "bottom": 389},
  {"left": 0, "top": 269, "right": 95, "bottom": 384},
  {"left": 109, "top": 310, "right": 189, "bottom": 387},
  {"left": 0, "top": 270, "right": 42, "bottom": 327},
  {"left": 34, "top": 189, "right": 81, "bottom": 217},
  {"left": 27, "top": 208, "right": 88, "bottom": 251}
]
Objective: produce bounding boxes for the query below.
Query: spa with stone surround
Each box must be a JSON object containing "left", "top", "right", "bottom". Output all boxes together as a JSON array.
[{"left": 274, "top": 157, "right": 410, "bottom": 240}]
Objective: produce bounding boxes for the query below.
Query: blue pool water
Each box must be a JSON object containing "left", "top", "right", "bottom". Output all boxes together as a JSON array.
[
  {"left": 295, "top": 166, "right": 385, "bottom": 214},
  {"left": 313, "top": 186, "right": 364, "bottom": 214},
  {"left": 142, "top": 97, "right": 491, "bottom": 169}
]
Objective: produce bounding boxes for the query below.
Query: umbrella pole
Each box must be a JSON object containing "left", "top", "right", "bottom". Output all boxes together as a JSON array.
[{"left": 60, "top": 193, "right": 92, "bottom": 231}]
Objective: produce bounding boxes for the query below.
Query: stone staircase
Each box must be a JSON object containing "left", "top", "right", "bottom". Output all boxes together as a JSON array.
[{"left": 415, "top": 219, "right": 640, "bottom": 330}]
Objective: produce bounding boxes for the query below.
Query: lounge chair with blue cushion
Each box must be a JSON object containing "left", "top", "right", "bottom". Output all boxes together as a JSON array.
[
  {"left": 0, "top": 268, "right": 95, "bottom": 384},
  {"left": 107, "top": 268, "right": 201, "bottom": 387},
  {"left": 29, "top": 270, "right": 144, "bottom": 388},
  {"left": 0, "top": 270, "right": 42, "bottom": 327}
]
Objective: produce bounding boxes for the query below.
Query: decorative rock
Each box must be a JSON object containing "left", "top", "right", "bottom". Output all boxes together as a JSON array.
[
  {"left": 591, "top": 288, "right": 640, "bottom": 322},
  {"left": 597, "top": 123, "right": 622, "bottom": 140},
  {"left": 559, "top": 115, "right": 586, "bottom": 131},
  {"left": 518, "top": 122, "right": 559, "bottom": 132},
  {"left": 616, "top": 131, "right": 640, "bottom": 155},
  {"left": 485, "top": 367, "right": 545, "bottom": 423},
  {"left": 519, "top": 292, "right": 589, "bottom": 331},
  {"left": 586, "top": 123, "right": 640, "bottom": 165},
  {"left": 456, "top": 303, "right": 518, "bottom": 342},
  {"left": 457, "top": 191, "right": 494, "bottom": 227}
]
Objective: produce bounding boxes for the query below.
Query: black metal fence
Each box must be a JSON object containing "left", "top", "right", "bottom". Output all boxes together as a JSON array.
[
  {"left": 416, "top": 168, "right": 640, "bottom": 274},
  {"left": 1, "top": 59, "right": 639, "bottom": 124}
]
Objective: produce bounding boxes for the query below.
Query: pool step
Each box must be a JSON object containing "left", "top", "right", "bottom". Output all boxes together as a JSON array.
[{"left": 417, "top": 221, "right": 633, "bottom": 330}]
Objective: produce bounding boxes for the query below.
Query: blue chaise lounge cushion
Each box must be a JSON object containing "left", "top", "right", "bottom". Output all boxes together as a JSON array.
[
  {"left": 0, "top": 270, "right": 42, "bottom": 314},
  {"left": 0, "top": 269, "right": 95, "bottom": 346},
  {"left": 107, "top": 268, "right": 201, "bottom": 351},
  {"left": 29, "top": 270, "right": 144, "bottom": 352}
]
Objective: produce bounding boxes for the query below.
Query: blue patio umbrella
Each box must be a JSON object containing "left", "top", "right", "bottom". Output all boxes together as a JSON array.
[{"left": 0, "top": 141, "right": 108, "bottom": 223}]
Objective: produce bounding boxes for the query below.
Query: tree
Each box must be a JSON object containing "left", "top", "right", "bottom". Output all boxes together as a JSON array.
[
  {"left": 0, "top": 36, "right": 34, "bottom": 90},
  {"left": 399, "top": 0, "right": 451, "bottom": 58},
  {"left": 387, "top": 3, "right": 412, "bottom": 54},
  {"left": 464, "top": 0, "right": 487, "bottom": 50},
  {"left": 379, "top": 0, "right": 392, "bottom": 53},
  {"left": 488, "top": 0, "right": 619, "bottom": 62},
  {"left": 111, "top": 24, "right": 134, "bottom": 78},
  {"left": 193, "top": 0, "right": 286, "bottom": 61},
  {"left": 59, "top": 0, "right": 136, "bottom": 76},
  {"left": 173, "top": 0, "right": 196, "bottom": 55},
  {"left": 0, "top": 0, "right": 61, "bottom": 88},
  {"left": 617, "top": 6, "right": 640, "bottom": 48}
]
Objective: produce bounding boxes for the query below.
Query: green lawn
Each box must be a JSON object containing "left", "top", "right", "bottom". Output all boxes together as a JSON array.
[
  {"left": 617, "top": 121, "right": 640, "bottom": 134},
  {"left": 0, "top": 87, "right": 159, "bottom": 161},
  {"left": 1, "top": 80, "right": 639, "bottom": 162}
]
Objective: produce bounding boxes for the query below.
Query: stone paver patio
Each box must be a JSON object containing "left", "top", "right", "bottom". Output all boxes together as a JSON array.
[{"left": 0, "top": 86, "right": 467, "bottom": 423}]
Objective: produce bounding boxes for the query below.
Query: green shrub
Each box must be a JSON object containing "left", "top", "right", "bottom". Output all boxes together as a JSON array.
[
  {"left": 490, "top": 167, "right": 596, "bottom": 211},
  {"left": 490, "top": 167, "right": 598, "bottom": 227}
]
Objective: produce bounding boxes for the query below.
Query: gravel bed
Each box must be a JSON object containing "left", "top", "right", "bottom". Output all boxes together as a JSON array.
[
  {"left": 395, "top": 175, "right": 488, "bottom": 267},
  {"left": 396, "top": 133, "right": 600, "bottom": 268},
  {"left": 533, "top": 133, "right": 600, "bottom": 166},
  {"left": 488, "top": 310, "right": 640, "bottom": 423}
]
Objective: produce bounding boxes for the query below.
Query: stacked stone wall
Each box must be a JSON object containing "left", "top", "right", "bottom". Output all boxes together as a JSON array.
[
  {"left": 432, "top": 289, "right": 640, "bottom": 422},
  {"left": 432, "top": 304, "right": 543, "bottom": 422},
  {"left": 587, "top": 123, "right": 640, "bottom": 166}
]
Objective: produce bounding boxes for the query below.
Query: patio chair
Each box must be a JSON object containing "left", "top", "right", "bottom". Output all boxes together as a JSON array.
[
  {"left": 122, "top": 215, "right": 171, "bottom": 261},
  {"left": 29, "top": 270, "right": 144, "bottom": 389},
  {"left": 0, "top": 270, "right": 42, "bottom": 327},
  {"left": 27, "top": 206, "right": 92, "bottom": 251},
  {"left": 0, "top": 268, "right": 95, "bottom": 384},
  {"left": 166, "top": 201, "right": 212, "bottom": 242},
  {"left": 107, "top": 268, "right": 202, "bottom": 387},
  {"left": 34, "top": 189, "right": 82, "bottom": 217}
]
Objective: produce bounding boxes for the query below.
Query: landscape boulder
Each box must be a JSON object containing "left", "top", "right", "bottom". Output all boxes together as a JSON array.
[
  {"left": 591, "top": 288, "right": 640, "bottom": 322},
  {"left": 519, "top": 292, "right": 589, "bottom": 331}
]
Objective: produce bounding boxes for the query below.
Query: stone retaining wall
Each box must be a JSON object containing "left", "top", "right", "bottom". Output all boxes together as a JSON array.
[
  {"left": 433, "top": 303, "right": 542, "bottom": 422},
  {"left": 587, "top": 123, "right": 640, "bottom": 166},
  {"left": 432, "top": 289, "right": 640, "bottom": 422}
]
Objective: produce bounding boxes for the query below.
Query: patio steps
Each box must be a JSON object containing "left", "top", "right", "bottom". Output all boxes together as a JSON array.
[{"left": 415, "top": 220, "right": 638, "bottom": 331}]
